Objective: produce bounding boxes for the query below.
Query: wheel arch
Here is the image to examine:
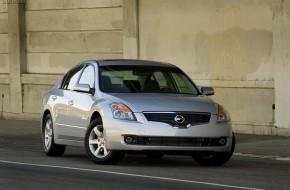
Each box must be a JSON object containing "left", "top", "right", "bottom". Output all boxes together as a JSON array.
[
  {"left": 90, "top": 111, "right": 101, "bottom": 123},
  {"left": 42, "top": 109, "right": 51, "bottom": 128}
]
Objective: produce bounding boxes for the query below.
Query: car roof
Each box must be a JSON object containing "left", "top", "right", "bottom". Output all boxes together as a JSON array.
[{"left": 94, "top": 59, "right": 177, "bottom": 67}]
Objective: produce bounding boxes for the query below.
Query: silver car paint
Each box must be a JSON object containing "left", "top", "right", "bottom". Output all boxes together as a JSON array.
[
  {"left": 41, "top": 60, "right": 233, "bottom": 152},
  {"left": 102, "top": 93, "right": 217, "bottom": 113}
]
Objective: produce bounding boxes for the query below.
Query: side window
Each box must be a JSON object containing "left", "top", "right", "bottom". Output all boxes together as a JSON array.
[
  {"left": 79, "top": 65, "right": 95, "bottom": 88},
  {"left": 60, "top": 73, "right": 69, "bottom": 89},
  {"left": 63, "top": 66, "right": 83, "bottom": 90}
]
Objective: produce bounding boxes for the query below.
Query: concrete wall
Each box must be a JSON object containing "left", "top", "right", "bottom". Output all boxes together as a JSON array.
[
  {"left": 1, "top": 0, "right": 290, "bottom": 136},
  {"left": 23, "top": 0, "right": 123, "bottom": 116},
  {"left": 273, "top": 0, "right": 290, "bottom": 133},
  {"left": 0, "top": 3, "right": 8, "bottom": 74},
  {"left": 0, "top": 0, "right": 123, "bottom": 119},
  {"left": 26, "top": 0, "right": 123, "bottom": 74},
  {"left": 138, "top": 0, "right": 280, "bottom": 135},
  {"left": 0, "top": 3, "right": 9, "bottom": 115}
]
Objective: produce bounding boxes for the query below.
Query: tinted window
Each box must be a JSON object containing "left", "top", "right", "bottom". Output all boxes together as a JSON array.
[
  {"left": 171, "top": 72, "right": 196, "bottom": 94},
  {"left": 99, "top": 65, "right": 200, "bottom": 95},
  {"left": 63, "top": 66, "right": 83, "bottom": 90},
  {"left": 153, "top": 71, "right": 170, "bottom": 89},
  {"left": 79, "top": 65, "right": 95, "bottom": 88}
]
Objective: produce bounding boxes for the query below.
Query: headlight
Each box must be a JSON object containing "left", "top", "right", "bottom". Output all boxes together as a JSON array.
[
  {"left": 217, "top": 104, "right": 230, "bottom": 123},
  {"left": 111, "top": 103, "right": 136, "bottom": 121}
]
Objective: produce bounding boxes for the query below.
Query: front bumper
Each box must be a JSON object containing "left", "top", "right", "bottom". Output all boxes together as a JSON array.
[{"left": 103, "top": 113, "right": 233, "bottom": 152}]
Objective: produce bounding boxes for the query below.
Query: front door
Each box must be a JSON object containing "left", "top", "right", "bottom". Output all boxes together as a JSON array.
[
  {"left": 65, "top": 64, "right": 96, "bottom": 142},
  {"left": 55, "top": 65, "right": 84, "bottom": 141}
]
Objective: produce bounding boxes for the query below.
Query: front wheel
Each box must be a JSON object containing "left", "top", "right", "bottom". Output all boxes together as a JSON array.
[
  {"left": 193, "top": 133, "right": 235, "bottom": 166},
  {"left": 85, "top": 118, "right": 124, "bottom": 165}
]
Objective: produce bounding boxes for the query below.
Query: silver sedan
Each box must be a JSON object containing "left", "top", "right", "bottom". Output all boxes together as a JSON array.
[{"left": 41, "top": 60, "right": 235, "bottom": 165}]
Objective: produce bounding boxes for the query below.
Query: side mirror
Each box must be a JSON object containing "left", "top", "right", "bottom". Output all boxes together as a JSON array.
[
  {"left": 201, "top": 87, "right": 214, "bottom": 96},
  {"left": 73, "top": 84, "right": 94, "bottom": 95}
]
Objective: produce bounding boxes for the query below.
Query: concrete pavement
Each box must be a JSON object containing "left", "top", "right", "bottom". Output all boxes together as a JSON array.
[{"left": 0, "top": 119, "right": 290, "bottom": 161}]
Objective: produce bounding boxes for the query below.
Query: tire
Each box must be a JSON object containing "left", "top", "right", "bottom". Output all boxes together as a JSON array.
[
  {"left": 146, "top": 152, "right": 164, "bottom": 159},
  {"left": 85, "top": 118, "right": 124, "bottom": 165},
  {"left": 42, "top": 113, "right": 66, "bottom": 156},
  {"left": 192, "top": 133, "right": 235, "bottom": 166}
]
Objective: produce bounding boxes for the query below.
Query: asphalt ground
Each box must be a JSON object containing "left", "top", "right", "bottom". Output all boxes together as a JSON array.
[
  {"left": 1, "top": 119, "right": 290, "bottom": 160},
  {"left": 0, "top": 119, "right": 290, "bottom": 190}
]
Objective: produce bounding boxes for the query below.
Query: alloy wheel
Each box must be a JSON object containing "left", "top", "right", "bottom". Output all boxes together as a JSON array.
[
  {"left": 88, "top": 125, "right": 110, "bottom": 158},
  {"left": 44, "top": 118, "right": 53, "bottom": 150}
]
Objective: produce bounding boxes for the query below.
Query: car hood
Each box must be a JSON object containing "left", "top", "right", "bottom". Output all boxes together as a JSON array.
[{"left": 102, "top": 93, "right": 217, "bottom": 114}]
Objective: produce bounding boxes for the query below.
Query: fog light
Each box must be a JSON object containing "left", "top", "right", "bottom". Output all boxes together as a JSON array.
[
  {"left": 125, "top": 136, "right": 133, "bottom": 144},
  {"left": 219, "top": 138, "right": 227, "bottom": 145}
]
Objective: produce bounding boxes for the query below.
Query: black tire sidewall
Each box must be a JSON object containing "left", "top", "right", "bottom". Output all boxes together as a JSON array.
[{"left": 193, "top": 133, "right": 235, "bottom": 166}]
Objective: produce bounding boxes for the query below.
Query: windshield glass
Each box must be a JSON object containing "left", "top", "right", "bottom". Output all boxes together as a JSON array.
[{"left": 99, "top": 65, "right": 200, "bottom": 95}]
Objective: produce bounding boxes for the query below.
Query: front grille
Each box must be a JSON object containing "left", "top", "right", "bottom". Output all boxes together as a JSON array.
[
  {"left": 143, "top": 112, "right": 211, "bottom": 127},
  {"left": 124, "top": 136, "right": 227, "bottom": 147}
]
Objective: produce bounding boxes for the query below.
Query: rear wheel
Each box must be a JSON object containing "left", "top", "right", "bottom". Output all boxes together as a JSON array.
[
  {"left": 42, "top": 113, "right": 66, "bottom": 156},
  {"left": 193, "top": 133, "right": 235, "bottom": 166},
  {"left": 85, "top": 118, "right": 124, "bottom": 165}
]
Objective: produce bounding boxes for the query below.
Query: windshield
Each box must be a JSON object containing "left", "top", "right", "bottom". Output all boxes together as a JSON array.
[{"left": 99, "top": 65, "right": 200, "bottom": 95}]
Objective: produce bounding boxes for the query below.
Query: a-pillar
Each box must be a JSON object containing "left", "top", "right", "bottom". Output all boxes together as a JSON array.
[{"left": 8, "top": 3, "right": 26, "bottom": 114}]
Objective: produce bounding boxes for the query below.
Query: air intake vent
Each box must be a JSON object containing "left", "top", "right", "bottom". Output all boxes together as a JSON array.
[{"left": 143, "top": 112, "right": 211, "bottom": 127}]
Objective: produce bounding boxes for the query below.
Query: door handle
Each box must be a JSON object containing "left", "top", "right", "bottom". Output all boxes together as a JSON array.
[
  {"left": 52, "top": 95, "right": 57, "bottom": 101},
  {"left": 68, "top": 100, "right": 74, "bottom": 106}
]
